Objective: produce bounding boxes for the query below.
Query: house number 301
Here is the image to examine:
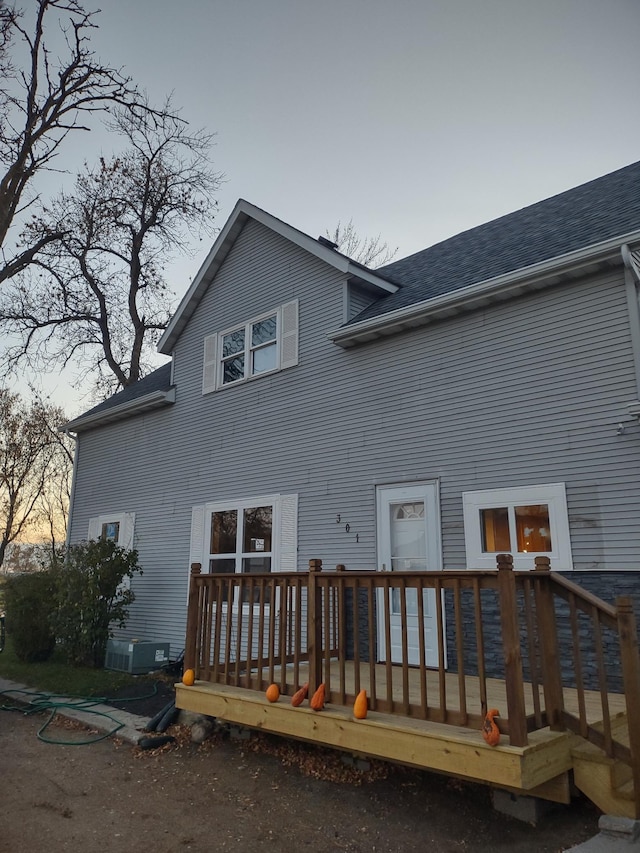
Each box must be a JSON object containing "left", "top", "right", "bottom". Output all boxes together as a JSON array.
[{"left": 335, "top": 515, "right": 358, "bottom": 542}]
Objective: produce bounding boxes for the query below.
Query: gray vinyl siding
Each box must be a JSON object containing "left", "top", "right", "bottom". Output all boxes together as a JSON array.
[
  {"left": 69, "top": 219, "right": 640, "bottom": 655},
  {"left": 347, "top": 282, "right": 381, "bottom": 321}
]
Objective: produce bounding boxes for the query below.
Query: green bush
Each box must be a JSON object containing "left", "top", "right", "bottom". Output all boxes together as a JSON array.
[
  {"left": 51, "top": 539, "right": 142, "bottom": 668},
  {"left": 3, "top": 571, "right": 57, "bottom": 662}
]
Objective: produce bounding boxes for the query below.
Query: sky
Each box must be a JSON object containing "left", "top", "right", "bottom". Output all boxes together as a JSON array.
[{"left": 8, "top": 0, "right": 640, "bottom": 415}]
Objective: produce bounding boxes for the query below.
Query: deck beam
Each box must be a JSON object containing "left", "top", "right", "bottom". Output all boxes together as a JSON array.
[{"left": 176, "top": 682, "right": 573, "bottom": 794}]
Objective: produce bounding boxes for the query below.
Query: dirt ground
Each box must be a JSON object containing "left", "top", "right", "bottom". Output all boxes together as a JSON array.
[{"left": 0, "top": 704, "right": 601, "bottom": 853}]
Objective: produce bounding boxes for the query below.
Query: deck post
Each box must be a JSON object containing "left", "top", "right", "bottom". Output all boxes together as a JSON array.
[
  {"left": 308, "top": 559, "right": 323, "bottom": 692},
  {"left": 497, "top": 554, "right": 528, "bottom": 746},
  {"left": 533, "top": 556, "right": 565, "bottom": 730},
  {"left": 616, "top": 596, "right": 640, "bottom": 817},
  {"left": 184, "top": 562, "right": 202, "bottom": 675}
]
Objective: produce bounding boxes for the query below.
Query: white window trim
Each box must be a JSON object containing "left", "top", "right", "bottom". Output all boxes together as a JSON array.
[
  {"left": 87, "top": 512, "right": 136, "bottom": 550},
  {"left": 202, "top": 300, "right": 298, "bottom": 395},
  {"left": 87, "top": 512, "right": 136, "bottom": 592},
  {"left": 462, "top": 483, "right": 573, "bottom": 571}
]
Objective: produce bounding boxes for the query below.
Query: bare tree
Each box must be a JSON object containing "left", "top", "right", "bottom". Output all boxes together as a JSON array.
[
  {"left": 0, "top": 0, "right": 166, "bottom": 285},
  {"left": 0, "top": 388, "right": 72, "bottom": 569},
  {"left": 0, "top": 105, "right": 221, "bottom": 397},
  {"left": 326, "top": 220, "right": 398, "bottom": 268}
]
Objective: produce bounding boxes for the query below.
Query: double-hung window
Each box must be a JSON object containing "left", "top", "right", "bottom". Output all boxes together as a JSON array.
[
  {"left": 221, "top": 314, "right": 278, "bottom": 385},
  {"left": 462, "top": 483, "right": 573, "bottom": 570},
  {"left": 202, "top": 300, "right": 298, "bottom": 394}
]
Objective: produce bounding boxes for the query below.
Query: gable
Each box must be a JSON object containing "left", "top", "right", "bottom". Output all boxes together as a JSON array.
[{"left": 157, "top": 199, "right": 398, "bottom": 356}]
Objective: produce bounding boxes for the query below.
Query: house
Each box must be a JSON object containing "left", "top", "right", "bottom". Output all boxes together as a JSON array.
[{"left": 63, "top": 162, "right": 640, "bottom": 815}]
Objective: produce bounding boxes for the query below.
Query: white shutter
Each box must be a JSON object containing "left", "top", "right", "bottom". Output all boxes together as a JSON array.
[
  {"left": 119, "top": 513, "right": 136, "bottom": 550},
  {"left": 277, "top": 493, "right": 298, "bottom": 572},
  {"left": 189, "top": 504, "right": 207, "bottom": 570},
  {"left": 202, "top": 333, "right": 218, "bottom": 394},
  {"left": 87, "top": 517, "right": 100, "bottom": 541},
  {"left": 279, "top": 300, "right": 299, "bottom": 369}
]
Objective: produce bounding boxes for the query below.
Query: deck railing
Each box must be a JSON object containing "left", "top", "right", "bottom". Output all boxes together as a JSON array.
[{"left": 184, "top": 554, "right": 640, "bottom": 804}]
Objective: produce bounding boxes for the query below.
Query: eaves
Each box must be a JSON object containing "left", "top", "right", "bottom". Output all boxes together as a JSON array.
[
  {"left": 328, "top": 230, "right": 640, "bottom": 348},
  {"left": 61, "top": 387, "right": 176, "bottom": 434}
]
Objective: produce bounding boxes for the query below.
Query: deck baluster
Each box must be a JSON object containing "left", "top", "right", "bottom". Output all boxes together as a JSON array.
[
  {"left": 308, "top": 559, "right": 323, "bottom": 691},
  {"left": 532, "top": 556, "right": 564, "bottom": 730}
]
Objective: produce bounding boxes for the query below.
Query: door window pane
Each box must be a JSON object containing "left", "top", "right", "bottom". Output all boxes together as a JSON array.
[
  {"left": 389, "top": 501, "right": 427, "bottom": 570},
  {"left": 515, "top": 504, "right": 551, "bottom": 552},
  {"left": 211, "top": 510, "right": 237, "bottom": 554}
]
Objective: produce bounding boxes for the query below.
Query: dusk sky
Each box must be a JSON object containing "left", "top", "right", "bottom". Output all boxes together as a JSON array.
[{"left": 10, "top": 0, "right": 640, "bottom": 412}]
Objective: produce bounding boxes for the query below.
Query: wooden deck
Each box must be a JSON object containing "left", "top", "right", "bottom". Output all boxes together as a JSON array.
[
  {"left": 181, "top": 560, "right": 640, "bottom": 815},
  {"left": 176, "top": 664, "right": 628, "bottom": 803}
]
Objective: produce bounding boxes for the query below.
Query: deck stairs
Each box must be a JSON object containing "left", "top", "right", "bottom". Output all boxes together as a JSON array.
[{"left": 571, "top": 714, "right": 637, "bottom": 818}]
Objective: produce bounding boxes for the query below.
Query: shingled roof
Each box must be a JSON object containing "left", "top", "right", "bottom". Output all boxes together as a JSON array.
[
  {"left": 66, "top": 161, "right": 640, "bottom": 429},
  {"left": 351, "top": 159, "right": 640, "bottom": 324},
  {"left": 62, "top": 362, "right": 174, "bottom": 432}
]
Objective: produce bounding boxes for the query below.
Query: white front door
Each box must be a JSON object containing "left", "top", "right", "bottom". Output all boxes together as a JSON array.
[{"left": 376, "top": 482, "right": 443, "bottom": 667}]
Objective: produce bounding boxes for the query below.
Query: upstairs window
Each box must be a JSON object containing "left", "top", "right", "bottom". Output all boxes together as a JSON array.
[
  {"left": 221, "top": 314, "right": 277, "bottom": 384},
  {"left": 462, "top": 483, "right": 573, "bottom": 570},
  {"left": 203, "top": 300, "right": 298, "bottom": 394}
]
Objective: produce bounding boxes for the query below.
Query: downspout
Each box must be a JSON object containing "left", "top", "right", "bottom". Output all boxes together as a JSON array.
[
  {"left": 621, "top": 245, "right": 640, "bottom": 400},
  {"left": 63, "top": 429, "right": 79, "bottom": 550}
]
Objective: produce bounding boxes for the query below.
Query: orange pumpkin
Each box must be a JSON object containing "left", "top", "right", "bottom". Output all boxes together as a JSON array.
[
  {"left": 182, "top": 668, "right": 195, "bottom": 686},
  {"left": 290, "top": 683, "right": 309, "bottom": 707},
  {"left": 353, "top": 689, "right": 368, "bottom": 719},
  {"left": 310, "top": 683, "right": 325, "bottom": 712},
  {"left": 265, "top": 683, "right": 280, "bottom": 703},
  {"left": 482, "top": 708, "right": 500, "bottom": 746}
]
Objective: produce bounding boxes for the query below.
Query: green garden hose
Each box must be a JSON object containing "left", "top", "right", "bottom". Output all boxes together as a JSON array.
[{"left": 0, "top": 682, "right": 159, "bottom": 746}]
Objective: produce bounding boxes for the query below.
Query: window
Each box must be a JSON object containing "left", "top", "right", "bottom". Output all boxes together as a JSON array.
[
  {"left": 462, "top": 483, "right": 573, "bottom": 570},
  {"left": 188, "top": 493, "right": 299, "bottom": 594},
  {"left": 209, "top": 504, "right": 273, "bottom": 602},
  {"left": 202, "top": 300, "right": 298, "bottom": 394},
  {"left": 87, "top": 512, "right": 136, "bottom": 591},
  {"left": 87, "top": 512, "right": 135, "bottom": 550}
]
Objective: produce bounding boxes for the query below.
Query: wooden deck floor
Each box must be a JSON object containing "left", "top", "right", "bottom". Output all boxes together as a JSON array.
[{"left": 175, "top": 664, "right": 628, "bottom": 802}]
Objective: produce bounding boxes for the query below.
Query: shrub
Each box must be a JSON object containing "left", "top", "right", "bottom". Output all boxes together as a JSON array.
[
  {"left": 3, "top": 571, "right": 57, "bottom": 662},
  {"left": 51, "top": 539, "right": 142, "bottom": 668}
]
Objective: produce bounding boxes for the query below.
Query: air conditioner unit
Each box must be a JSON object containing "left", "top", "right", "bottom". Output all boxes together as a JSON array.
[{"left": 105, "top": 639, "right": 170, "bottom": 674}]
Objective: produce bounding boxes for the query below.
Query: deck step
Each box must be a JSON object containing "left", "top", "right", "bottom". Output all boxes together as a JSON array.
[{"left": 571, "top": 733, "right": 637, "bottom": 818}]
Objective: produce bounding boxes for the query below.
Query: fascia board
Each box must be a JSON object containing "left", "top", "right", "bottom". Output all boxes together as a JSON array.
[
  {"left": 61, "top": 388, "right": 176, "bottom": 433},
  {"left": 158, "top": 199, "right": 398, "bottom": 354},
  {"left": 328, "top": 230, "right": 640, "bottom": 347}
]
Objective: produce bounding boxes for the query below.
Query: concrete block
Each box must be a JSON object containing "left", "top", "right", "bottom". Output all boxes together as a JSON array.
[
  {"left": 491, "top": 789, "right": 552, "bottom": 825},
  {"left": 598, "top": 815, "right": 640, "bottom": 840}
]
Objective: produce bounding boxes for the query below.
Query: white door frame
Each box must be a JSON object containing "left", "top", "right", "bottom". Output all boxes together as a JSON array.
[{"left": 375, "top": 481, "right": 444, "bottom": 667}]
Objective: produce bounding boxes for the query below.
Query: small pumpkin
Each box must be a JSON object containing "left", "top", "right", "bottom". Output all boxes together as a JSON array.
[
  {"left": 353, "top": 689, "right": 368, "bottom": 719},
  {"left": 265, "top": 683, "right": 280, "bottom": 703},
  {"left": 482, "top": 708, "right": 500, "bottom": 747},
  {"left": 290, "top": 682, "right": 309, "bottom": 707},
  {"left": 310, "top": 683, "right": 326, "bottom": 712},
  {"left": 182, "top": 668, "right": 195, "bottom": 686}
]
